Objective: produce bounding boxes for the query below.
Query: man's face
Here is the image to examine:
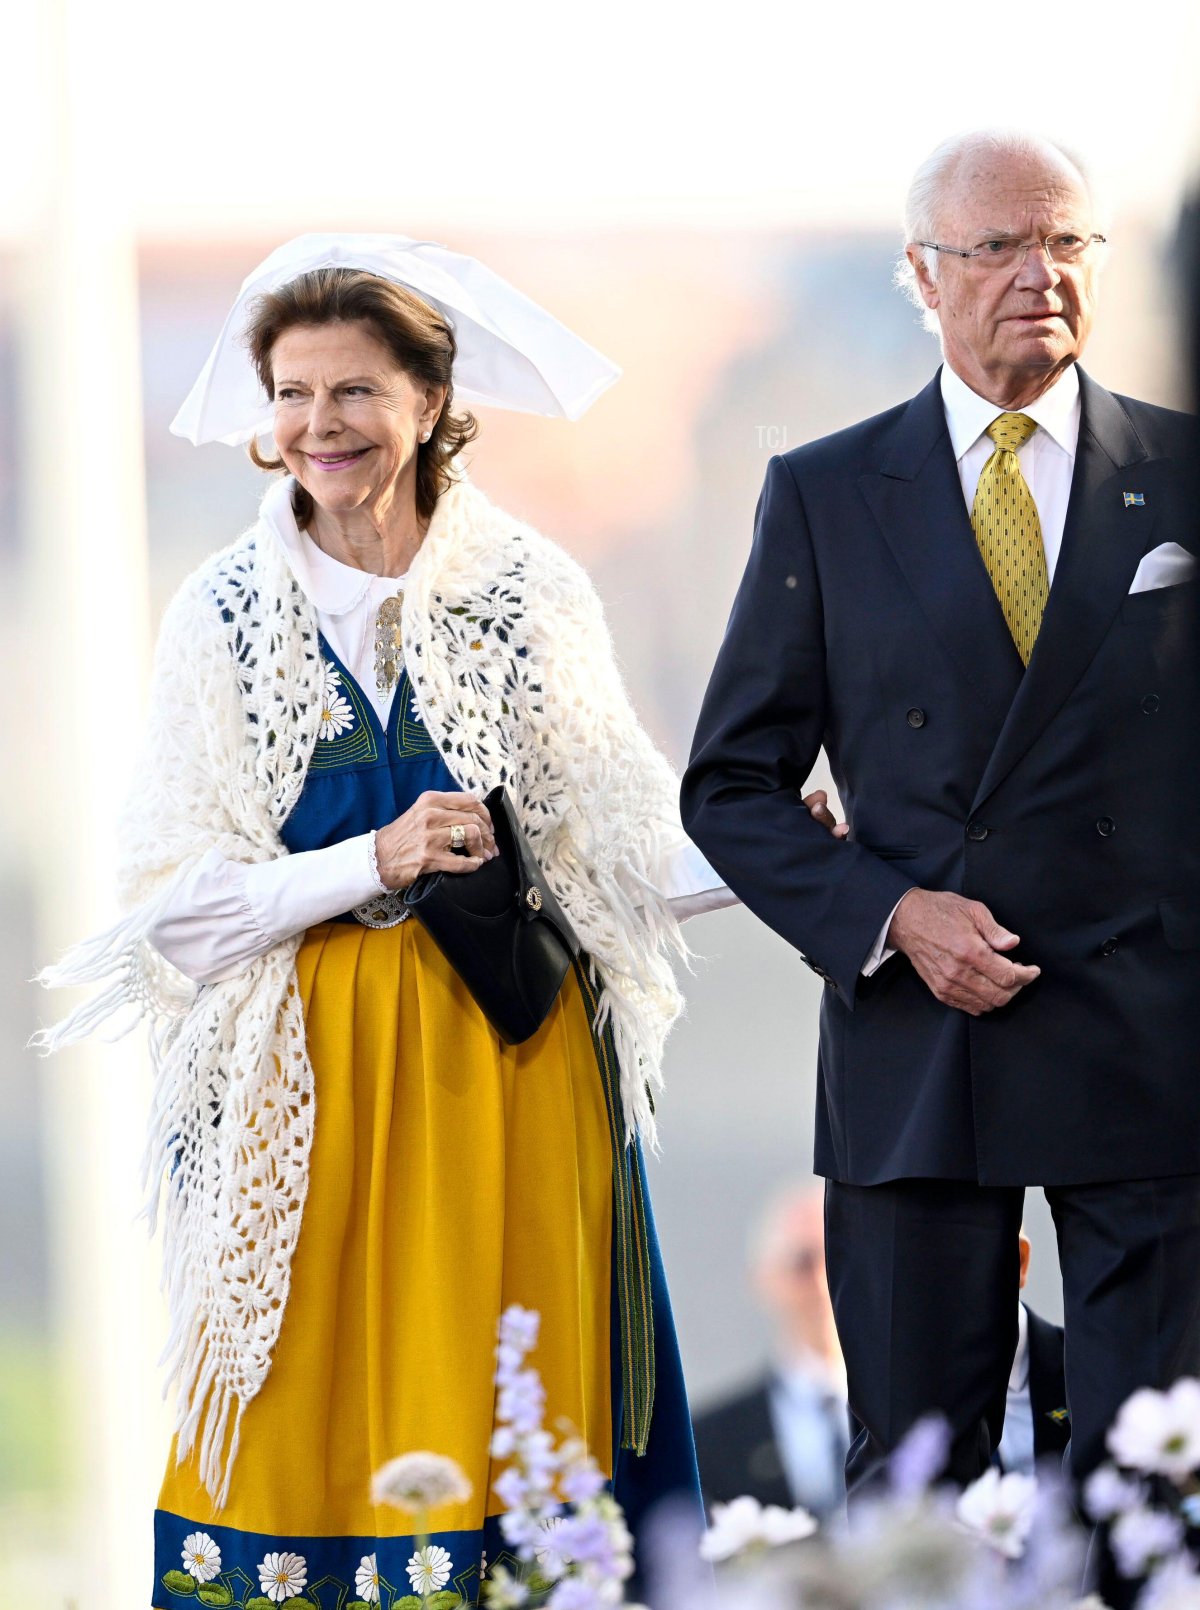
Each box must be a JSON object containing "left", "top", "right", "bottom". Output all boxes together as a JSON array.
[{"left": 909, "top": 150, "right": 1102, "bottom": 405}]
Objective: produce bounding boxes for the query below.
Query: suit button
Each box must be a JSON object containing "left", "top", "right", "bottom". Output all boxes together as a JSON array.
[
  {"left": 1096, "top": 817, "right": 1116, "bottom": 837},
  {"left": 1101, "top": 936, "right": 1119, "bottom": 957},
  {"left": 906, "top": 708, "right": 926, "bottom": 728},
  {"left": 967, "top": 821, "right": 989, "bottom": 841},
  {"left": 1142, "top": 694, "right": 1160, "bottom": 714}
]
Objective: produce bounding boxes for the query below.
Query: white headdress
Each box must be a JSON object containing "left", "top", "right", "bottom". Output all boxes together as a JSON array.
[{"left": 171, "top": 232, "right": 621, "bottom": 446}]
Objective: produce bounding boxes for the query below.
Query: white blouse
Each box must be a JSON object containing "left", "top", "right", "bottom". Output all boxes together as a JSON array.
[{"left": 149, "top": 495, "right": 733, "bottom": 985}]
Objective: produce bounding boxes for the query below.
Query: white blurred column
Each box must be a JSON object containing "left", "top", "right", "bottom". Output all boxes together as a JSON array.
[{"left": 22, "top": 1, "right": 168, "bottom": 1605}]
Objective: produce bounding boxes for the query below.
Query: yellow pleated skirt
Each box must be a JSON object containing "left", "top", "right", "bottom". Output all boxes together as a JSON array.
[{"left": 156, "top": 918, "right": 612, "bottom": 1576}]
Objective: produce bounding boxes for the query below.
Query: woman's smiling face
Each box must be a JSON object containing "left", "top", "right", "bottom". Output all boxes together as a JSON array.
[{"left": 269, "top": 320, "right": 443, "bottom": 521}]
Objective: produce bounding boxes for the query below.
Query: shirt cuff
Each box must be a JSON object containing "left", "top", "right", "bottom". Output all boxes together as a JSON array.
[
  {"left": 244, "top": 832, "right": 384, "bottom": 943},
  {"left": 861, "top": 894, "right": 909, "bottom": 977},
  {"left": 148, "top": 836, "right": 389, "bottom": 986}
]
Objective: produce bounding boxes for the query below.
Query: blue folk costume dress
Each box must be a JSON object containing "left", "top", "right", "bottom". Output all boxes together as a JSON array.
[{"left": 152, "top": 631, "right": 702, "bottom": 1609}]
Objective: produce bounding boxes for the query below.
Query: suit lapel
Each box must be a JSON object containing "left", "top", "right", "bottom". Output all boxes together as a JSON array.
[
  {"left": 1024, "top": 1307, "right": 1070, "bottom": 1458},
  {"left": 970, "top": 372, "right": 1155, "bottom": 812},
  {"left": 858, "top": 373, "right": 1024, "bottom": 729}
]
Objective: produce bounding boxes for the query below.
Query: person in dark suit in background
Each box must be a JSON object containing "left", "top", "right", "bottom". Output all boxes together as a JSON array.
[
  {"left": 693, "top": 1183, "right": 848, "bottom": 1517},
  {"left": 682, "top": 125, "right": 1200, "bottom": 1543},
  {"left": 693, "top": 1166, "right": 1067, "bottom": 1512},
  {"left": 1000, "top": 1231, "right": 1070, "bottom": 1475}
]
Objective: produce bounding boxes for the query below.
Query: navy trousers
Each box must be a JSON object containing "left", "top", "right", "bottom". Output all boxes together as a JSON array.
[{"left": 824, "top": 1174, "right": 1200, "bottom": 1495}]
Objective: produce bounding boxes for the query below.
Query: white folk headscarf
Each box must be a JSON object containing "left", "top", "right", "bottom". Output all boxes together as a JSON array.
[{"left": 171, "top": 232, "right": 621, "bottom": 446}]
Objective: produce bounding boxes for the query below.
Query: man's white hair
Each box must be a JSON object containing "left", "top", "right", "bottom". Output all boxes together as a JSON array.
[{"left": 893, "top": 129, "right": 1098, "bottom": 336}]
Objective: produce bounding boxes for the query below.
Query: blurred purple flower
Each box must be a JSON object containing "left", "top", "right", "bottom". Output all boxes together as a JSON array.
[
  {"left": 1139, "top": 1554, "right": 1200, "bottom": 1608},
  {"left": 499, "top": 1305, "right": 541, "bottom": 1354},
  {"left": 545, "top": 1580, "right": 606, "bottom": 1610},
  {"left": 889, "top": 1414, "right": 951, "bottom": 1498},
  {"left": 494, "top": 1467, "right": 531, "bottom": 1511}
]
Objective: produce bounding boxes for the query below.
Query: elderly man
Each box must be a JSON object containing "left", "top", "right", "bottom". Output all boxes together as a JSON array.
[
  {"left": 682, "top": 130, "right": 1200, "bottom": 1505},
  {"left": 693, "top": 1183, "right": 848, "bottom": 1518}
]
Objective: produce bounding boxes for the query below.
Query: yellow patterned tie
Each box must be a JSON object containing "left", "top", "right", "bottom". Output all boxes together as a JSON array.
[{"left": 970, "top": 412, "right": 1049, "bottom": 665}]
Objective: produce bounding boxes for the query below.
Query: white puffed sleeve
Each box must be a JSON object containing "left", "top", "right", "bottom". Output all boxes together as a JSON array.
[{"left": 148, "top": 835, "right": 384, "bottom": 985}]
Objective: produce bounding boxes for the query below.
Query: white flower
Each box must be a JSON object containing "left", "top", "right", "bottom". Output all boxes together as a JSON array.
[
  {"left": 536, "top": 1515, "right": 572, "bottom": 1578},
  {"left": 1110, "top": 1506, "right": 1184, "bottom": 1579},
  {"left": 372, "top": 1451, "right": 473, "bottom": 1513},
  {"left": 956, "top": 1467, "right": 1038, "bottom": 1559},
  {"left": 355, "top": 1552, "right": 381, "bottom": 1603},
  {"left": 1084, "top": 1463, "right": 1145, "bottom": 1521},
  {"left": 257, "top": 1551, "right": 307, "bottom": 1602},
  {"left": 317, "top": 691, "right": 355, "bottom": 741},
  {"left": 407, "top": 1543, "right": 453, "bottom": 1595},
  {"left": 699, "top": 1494, "right": 817, "bottom": 1562},
  {"left": 180, "top": 1532, "right": 221, "bottom": 1583},
  {"left": 758, "top": 1504, "right": 818, "bottom": 1548},
  {"left": 321, "top": 659, "right": 343, "bottom": 702},
  {"left": 1108, "top": 1379, "right": 1200, "bottom": 1481}
]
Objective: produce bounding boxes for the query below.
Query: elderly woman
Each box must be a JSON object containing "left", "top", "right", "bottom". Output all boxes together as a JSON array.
[{"left": 41, "top": 237, "right": 728, "bottom": 1607}]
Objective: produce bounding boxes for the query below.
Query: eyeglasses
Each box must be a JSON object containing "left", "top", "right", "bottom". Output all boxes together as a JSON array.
[{"left": 915, "top": 233, "right": 1108, "bottom": 271}]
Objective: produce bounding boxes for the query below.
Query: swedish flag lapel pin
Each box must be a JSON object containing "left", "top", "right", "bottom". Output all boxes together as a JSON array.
[{"left": 1123, "top": 491, "right": 1146, "bottom": 507}]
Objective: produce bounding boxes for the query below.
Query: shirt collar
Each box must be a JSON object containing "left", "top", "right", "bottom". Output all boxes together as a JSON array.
[
  {"left": 257, "top": 476, "right": 406, "bottom": 616},
  {"left": 774, "top": 1344, "right": 846, "bottom": 1403},
  {"left": 940, "top": 360, "right": 1081, "bottom": 464},
  {"left": 1008, "top": 1301, "right": 1031, "bottom": 1394}
]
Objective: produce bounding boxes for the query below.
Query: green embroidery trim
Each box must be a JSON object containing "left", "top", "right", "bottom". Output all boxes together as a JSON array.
[
  {"left": 394, "top": 669, "right": 438, "bottom": 761},
  {"left": 310, "top": 666, "right": 378, "bottom": 772},
  {"left": 574, "top": 958, "right": 656, "bottom": 1457}
]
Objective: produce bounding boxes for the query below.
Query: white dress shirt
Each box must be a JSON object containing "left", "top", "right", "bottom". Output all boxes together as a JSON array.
[
  {"left": 860, "top": 361, "right": 1082, "bottom": 976},
  {"left": 998, "top": 1302, "right": 1035, "bottom": 1475},
  {"left": 149, "top": 485, "right": 732, "bottom": 985},
  {"left": 768, "top": 1348, "right": 849, "bottom": 1515}
]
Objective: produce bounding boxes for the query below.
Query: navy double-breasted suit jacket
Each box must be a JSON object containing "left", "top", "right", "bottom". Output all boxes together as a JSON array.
[{"left": 681, "top": 368, "right": 1200, "bottom": 1187}]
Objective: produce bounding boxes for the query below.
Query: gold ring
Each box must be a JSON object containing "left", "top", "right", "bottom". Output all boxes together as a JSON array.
[{"left": 449, "top": 823, "right": 467, "bottom": 851}]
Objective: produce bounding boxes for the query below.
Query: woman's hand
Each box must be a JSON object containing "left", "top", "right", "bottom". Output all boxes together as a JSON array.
[{"left": 375, "top": 792, "right": 497, "bottom": 888}]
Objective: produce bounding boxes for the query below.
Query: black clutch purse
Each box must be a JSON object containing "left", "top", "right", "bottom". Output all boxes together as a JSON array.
[{"left": 402, "top": 786, "right": 581, "bottom": 1044}]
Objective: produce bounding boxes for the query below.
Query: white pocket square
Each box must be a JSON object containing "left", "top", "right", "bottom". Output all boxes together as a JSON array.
[{"left": 1128, "top": 542, "right": 1198, "bottom": 593}]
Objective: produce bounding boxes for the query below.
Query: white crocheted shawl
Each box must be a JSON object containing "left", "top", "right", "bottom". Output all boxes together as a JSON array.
[{"left": 38, "top": 471, "right": 689, "bottom": 1503}]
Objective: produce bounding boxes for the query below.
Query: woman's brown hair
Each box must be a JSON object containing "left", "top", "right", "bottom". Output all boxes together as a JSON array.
[{"left": 243, "top": 268, "right": 479, "bottom": 526}]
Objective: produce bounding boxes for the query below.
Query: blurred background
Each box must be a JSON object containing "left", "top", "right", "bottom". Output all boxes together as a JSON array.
[{"left": 2, "top": 1, "right": 1198, "bottom": 1603}]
